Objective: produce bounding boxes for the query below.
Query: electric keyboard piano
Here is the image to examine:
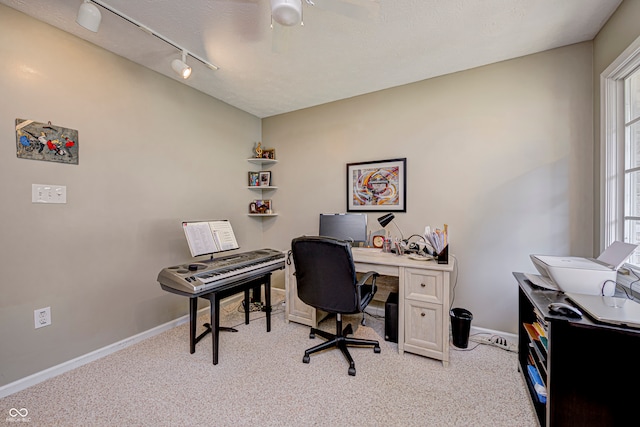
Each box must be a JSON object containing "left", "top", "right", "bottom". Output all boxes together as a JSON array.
[{"left": 157, "top": 248, "right": 285, "bottom": 294}]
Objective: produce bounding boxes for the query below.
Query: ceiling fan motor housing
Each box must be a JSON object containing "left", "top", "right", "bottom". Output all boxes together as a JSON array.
[{"left": 270, "top": 0, "right": 302, "bottom": 26}]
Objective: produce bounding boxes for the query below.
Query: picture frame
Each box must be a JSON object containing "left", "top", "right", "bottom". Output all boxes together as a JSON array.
[
  {"left": 259, "top": 171, "right": 272, "bottom": 187},
  {"left": 15, "top": 118, "right": 79, "bottom": 165},
  {"left": 248, "top": 171, "right": 259, "bottom": 187},
  {"left": 251, "top": 199, "right": 272, "bottom": 214},
  {"left": 346, "top": 158, "right": 406, "bottom": 212},
  {"left": 262, "top": 148, "right": 276, "bottom": 160}
]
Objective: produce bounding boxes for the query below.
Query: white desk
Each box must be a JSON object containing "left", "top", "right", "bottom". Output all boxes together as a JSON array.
[{"left": 285, "top": 247, "right": 455, "bottom": 366}]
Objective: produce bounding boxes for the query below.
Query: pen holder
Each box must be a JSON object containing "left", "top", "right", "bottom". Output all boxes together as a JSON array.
[{"left": 436, "top": 245, "right": 449, "bottom": 264}]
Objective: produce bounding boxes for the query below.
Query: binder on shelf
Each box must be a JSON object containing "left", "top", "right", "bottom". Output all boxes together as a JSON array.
[
  {"left": 539, "top": 336, "right": 548, "bottom": 351},
  {"left": 532, "top": 321, "right": 546, "bottom": 338},
  {"left": 527, "top": 364, "right": 547, "bottom": 404},
  {"left": 524, "top": 323, "right": 540, "bottom": 341}
]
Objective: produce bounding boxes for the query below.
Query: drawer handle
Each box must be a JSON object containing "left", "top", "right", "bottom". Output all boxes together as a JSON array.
[
  {"left": 420, "top": 283, "right": 426, "bottom": 287},
  {"left": 421, "top": 312, "right": 425, "bottom": 317}
]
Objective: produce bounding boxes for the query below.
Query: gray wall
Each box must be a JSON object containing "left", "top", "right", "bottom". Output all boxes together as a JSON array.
[
  {"left": 263, "top": 43, "right": 594, "bottom": 335},
  {"left": 0, "top": 5, "right": 263, "bottom": 387},
  {"left": 2, "top": 1, "right": 639, "bottom": 390}
]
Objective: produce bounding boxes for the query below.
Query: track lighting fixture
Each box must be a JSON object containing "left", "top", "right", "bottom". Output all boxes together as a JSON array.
[
  {"left": 75, "top": 0, "right": 219, "bottom": 77},
  {"left": 171, "top": 51, "right": 192, "bottom": 79},
  {"left": 76, "top": 0, "right": 102, "bottom": 32}
]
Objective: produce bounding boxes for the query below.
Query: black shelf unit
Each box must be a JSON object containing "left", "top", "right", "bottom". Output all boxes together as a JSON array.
[{"left": 515, "top": 272, "right": 640, "bottom": 427}]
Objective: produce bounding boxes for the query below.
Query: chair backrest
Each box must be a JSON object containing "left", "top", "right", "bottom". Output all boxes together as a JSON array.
[{"left": 291, "top": 236, "right": 359, "bottom": 314}]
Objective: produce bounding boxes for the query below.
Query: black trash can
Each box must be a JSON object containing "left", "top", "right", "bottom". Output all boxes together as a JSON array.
[{"left": 450, "top": 308, "right": 473, "bottom": 348}]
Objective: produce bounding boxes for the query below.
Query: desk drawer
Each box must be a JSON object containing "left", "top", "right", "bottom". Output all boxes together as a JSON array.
[
  {"left": 404, "top": 299, "right": 444, "bottom": 357},
  {"left": 404, "top": 268, "right": 443, "bottom": 303}
]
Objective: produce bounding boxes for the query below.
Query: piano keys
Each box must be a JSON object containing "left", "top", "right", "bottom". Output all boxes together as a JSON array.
[{"left": 157, "top": 248, "right": 285, "bottom": 294}]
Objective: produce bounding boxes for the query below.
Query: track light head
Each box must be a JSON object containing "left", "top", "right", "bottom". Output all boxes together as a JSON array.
[
  {"left": 270, "top": 0, "right": 302, "bottom": 26},
  {"left": 171, "top": 51, "right": 191, "bottom": 79},
  {"left": 76, "top": 0, "right": 102, "bottom": 32}
]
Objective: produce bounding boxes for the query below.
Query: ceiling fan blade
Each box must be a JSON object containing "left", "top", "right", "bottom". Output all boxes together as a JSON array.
[{"left": 312, "top": 0, "right": 380, "bottom": 23}]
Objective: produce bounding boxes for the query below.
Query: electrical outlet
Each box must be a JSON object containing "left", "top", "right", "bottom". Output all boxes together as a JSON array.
[
  {"left": 34, "top": 307, "right": 51, "bottom": 329},
  {"left": 470, "top": 335, "right": 517, "bottom": 352}
]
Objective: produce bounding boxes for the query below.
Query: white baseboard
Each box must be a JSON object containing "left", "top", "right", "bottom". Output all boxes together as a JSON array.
[
  {"left": 0, "top": 289, "right": 285, "bottom": 399},
  {"left": 0, "top": 308, "right": 203, "bottom": 399}
]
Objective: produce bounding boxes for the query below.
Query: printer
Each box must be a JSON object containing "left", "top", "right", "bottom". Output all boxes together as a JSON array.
[{"left": 530, "top": 241, "right": 637, "bottom": 296}]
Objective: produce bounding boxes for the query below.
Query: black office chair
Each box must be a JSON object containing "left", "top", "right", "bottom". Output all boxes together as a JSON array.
[{"left": 290, "top": 236, "right": 381, "bottom": 376}]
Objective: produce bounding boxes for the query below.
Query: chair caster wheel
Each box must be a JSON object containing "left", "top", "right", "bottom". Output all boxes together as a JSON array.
[
  {"left": 303, "top": 355, "right": 310, "bottom": 364},
  {"left": 309, "top": 332, "right": 315, "bottom": 339},
  {"left": 348, "top": 367, "right": 356, "bottom": 376},
  {"left": 374, "top": 346, "right": 381, "bottom": 353}
]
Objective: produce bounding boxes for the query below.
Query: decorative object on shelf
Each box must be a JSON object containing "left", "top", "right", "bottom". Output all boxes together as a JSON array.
[
  {"left": 262, "top": 148, "right": 276, "bottom": 159},
  {"left": 15, "top": 119, "right": 79, "bottom": 165},
  {"left": 259, "top": 171, "right": 272, "bottom": 186},
  {"left": 254, "top": 141, "right": 263, "bottom": 158},
  {"left": 250, "top": 199, "right": 272, "bottom": 214},
  {"left": 248, "top": 172, "right": 259, "bottom": 186},
  {"left": 346, "top": 158, "right": 406, "bottom": 212}
]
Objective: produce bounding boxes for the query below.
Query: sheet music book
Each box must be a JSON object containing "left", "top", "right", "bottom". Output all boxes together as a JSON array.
[{"left": 182, "top": 220, "right": 239, "bottom": 257}]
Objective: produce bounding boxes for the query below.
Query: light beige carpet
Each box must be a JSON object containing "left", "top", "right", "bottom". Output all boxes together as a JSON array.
[{"left": 1, "top": 296, "right": 537, "bottom": 426}]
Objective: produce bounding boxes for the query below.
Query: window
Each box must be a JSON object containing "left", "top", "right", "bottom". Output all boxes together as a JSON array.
[{"left": 602, "top": 35, "right": 640, "bottom": 266}]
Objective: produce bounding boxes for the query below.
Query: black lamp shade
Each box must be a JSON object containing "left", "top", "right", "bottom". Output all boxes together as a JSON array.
[{"left": 377, "top": 213, "right": 395, "bottom": 228}]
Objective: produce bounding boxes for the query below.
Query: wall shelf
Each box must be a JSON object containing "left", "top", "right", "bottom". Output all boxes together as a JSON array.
[
  {"left": 247, "top": 158, "right": 278, "bottom": 165},
  {"left": 247, "top": 156, "right": 278, "bottom": 218}
]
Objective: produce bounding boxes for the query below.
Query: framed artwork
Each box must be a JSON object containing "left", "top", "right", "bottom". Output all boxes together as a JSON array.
[
  {"left": 15, "top": 118, "right": 79, "bottom": 165},
  {"left": 262, "top": 148, "right": 276, "bottom": 159},
  {"left": 248, "top": 172, "right": 259, "bottom": 186},
  {"left": 347, "top": 158, "right": 406, "bottom": 212},
  {"left": 259, "top": 171, "right": 271, "bottom": 186}
]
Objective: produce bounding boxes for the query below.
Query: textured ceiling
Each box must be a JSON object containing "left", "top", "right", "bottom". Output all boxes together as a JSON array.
[{"left": 1, "top": 0, "right": 622, "bottom": 118}]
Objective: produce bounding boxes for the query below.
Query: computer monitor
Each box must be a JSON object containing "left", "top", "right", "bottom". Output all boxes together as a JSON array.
[{"left": 319, "top": 213, "right": 368, "bottom": 243}]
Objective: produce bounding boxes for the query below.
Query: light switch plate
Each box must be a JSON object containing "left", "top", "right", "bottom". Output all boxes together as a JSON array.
[{"left": 32, "top": 184, "right": 66, "bottom": 204}]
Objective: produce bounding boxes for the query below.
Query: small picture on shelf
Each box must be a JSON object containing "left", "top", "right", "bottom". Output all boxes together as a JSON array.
[
  {"left": 259, "top": 171, "right": 271, "bottom": 186},
  {"left": 262, "top": 148, "right": 276, "bottom": 160},
  {"left": 248, "top": 171, "right": 259, "bottom": 187},
  {"left": 250, "top": 199, "right": 272, "bottom": 214}
]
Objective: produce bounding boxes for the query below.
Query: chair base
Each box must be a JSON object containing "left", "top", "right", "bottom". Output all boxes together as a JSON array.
[{"left": 302, "top": 314, "right": 381, "bottom": 376}]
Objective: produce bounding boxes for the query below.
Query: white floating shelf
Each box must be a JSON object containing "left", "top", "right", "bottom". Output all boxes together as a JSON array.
[{"left": 247, "top": 158, "right": 278, "bottom": 165}]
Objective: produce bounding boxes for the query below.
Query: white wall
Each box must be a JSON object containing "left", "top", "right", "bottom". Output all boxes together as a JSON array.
[
  {"left": 0, "top": 5, "right": 263, "bottom": 387},
  {"left": 263, "top": 43, "right": 594, "bottom": 334}
]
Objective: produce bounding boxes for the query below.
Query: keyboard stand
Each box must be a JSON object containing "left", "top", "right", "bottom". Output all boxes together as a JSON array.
[{"left": 161, "top": 272, "right": 272, "bottom": 365}]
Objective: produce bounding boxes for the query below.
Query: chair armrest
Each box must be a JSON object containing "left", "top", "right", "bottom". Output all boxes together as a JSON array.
[{"left": 356, "top": 271, "right": 378, "bottom": 301}]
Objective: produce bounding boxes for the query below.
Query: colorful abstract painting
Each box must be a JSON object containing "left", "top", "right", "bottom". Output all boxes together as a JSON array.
[
  {"left": 347, "top": 158, "right": 406, "bottom": 212},
  {"left": 15, "top": 118, "right": 79, "bottom": 165}
]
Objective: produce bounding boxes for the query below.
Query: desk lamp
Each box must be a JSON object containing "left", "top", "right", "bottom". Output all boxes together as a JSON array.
[{"left": 377, "top": 213, "right": 405, "bottom": 240}]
